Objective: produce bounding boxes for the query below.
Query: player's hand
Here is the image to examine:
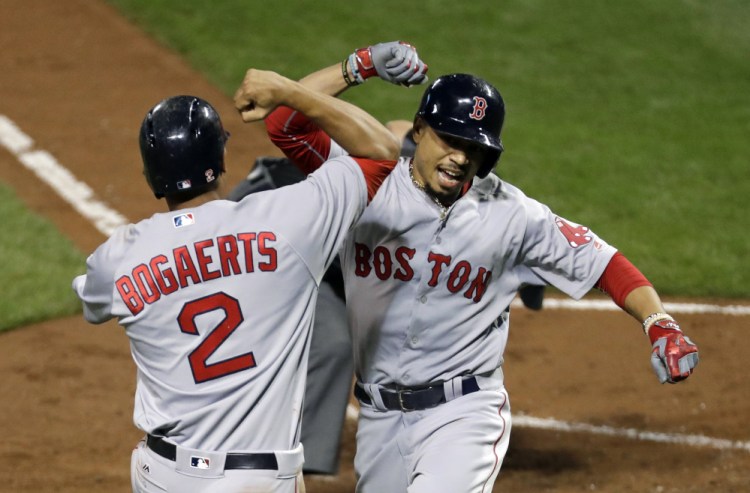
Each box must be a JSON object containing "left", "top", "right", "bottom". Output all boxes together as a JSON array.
[
  {"left": 234, "top": 69, "right": 291, "bottom": 122},
  {"left": 351, "top": 41, "right": 429, "bottom": 87},
  {"left": 647, "top": 318, "right": 699, "bottom": 384}
]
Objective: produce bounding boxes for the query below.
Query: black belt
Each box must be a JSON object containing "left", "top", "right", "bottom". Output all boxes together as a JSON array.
[
  {"left": 354, "top": 377, "right": 480, "bottom": 411},
  {"left": 146, "top": 435, "right": 278, "bottom": 470}
]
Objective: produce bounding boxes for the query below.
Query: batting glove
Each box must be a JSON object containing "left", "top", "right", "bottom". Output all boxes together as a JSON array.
[
  {"left": 646, "top": 317, "right": 699, "bottom": 384},
  {"left": 349, "top": 41, "right": 429, "bottom": 86}
]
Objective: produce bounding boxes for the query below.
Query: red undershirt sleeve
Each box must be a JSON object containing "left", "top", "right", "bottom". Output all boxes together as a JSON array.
[
  {"left": 352, "top": 157, "right": 397, "bottom": 203},
  {"left": 265, "top": 106, "right": 332, "bottom": 174},
  {"left": 595, "top": 252, "right": 653, "bottom": 309}
]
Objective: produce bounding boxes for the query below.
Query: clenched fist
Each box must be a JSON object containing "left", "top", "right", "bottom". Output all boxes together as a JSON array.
[
  {"left": 349, "top": 41, "right": 429, "bottom": 87},
  {"left": 233, "top": 69, "right": 294, "bottom": 122},
  {"left": 647, "top": 318, "right": 699, "bottom": 384}
]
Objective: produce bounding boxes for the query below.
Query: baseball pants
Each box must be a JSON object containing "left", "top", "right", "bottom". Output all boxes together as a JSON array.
[
  {"left": 130, "top": 439, "right": 305, "bottom": 493},
  {"left": 354, "top": 382, "right": 510, "bottom": 493}
]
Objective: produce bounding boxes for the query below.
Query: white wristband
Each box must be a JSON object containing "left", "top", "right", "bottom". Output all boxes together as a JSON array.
[
  {"left": 348, "top": 53, "right": 365, "bottom": 84},
  {"left": 642, "top": 312, "right": 674, "bottom": 335}
]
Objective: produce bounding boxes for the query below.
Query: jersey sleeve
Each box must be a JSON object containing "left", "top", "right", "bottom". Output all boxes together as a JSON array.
[
  {"left": 71, "top": 225, "right": 134, "bottom": 324},
  {"left": 516, "top": 198, "right": 617, "bottom": 300}
]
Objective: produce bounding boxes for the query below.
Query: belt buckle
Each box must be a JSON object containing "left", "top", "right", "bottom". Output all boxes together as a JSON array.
[{"left": 397, "top": 388, "right": 415, "bottom": 411}]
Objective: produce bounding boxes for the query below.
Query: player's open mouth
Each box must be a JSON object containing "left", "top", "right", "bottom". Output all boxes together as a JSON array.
[{"left": 437, "top": 168, "right": 463, "bottom": 188}]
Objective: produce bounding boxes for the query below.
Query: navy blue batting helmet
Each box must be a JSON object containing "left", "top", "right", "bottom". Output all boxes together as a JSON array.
[
  {"left": 415, "top": 74, "right": 505, "bottom": 178},
  {"left": 139, "top": 95, "right": 228, "bottom": 198}
]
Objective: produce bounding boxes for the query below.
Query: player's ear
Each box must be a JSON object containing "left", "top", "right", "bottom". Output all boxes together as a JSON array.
[{"left": 412, "top": 117, "right": 426, "bottom": 143}]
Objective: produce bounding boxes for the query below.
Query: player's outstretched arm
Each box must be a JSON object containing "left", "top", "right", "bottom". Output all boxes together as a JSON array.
[{"left": 596, "top": 254, "right": 699, "bottom": 384}]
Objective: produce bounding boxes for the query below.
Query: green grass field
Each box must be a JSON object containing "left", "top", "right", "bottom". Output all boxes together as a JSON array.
[
  {"left": 0, "top": 184, "right": 86, "bottom": 332},
  {"left": 105, "top": 0, "right": 750, "bottom": 298},
  {"left": 2, "top": 0, "right": 748, "bottom": 332}
]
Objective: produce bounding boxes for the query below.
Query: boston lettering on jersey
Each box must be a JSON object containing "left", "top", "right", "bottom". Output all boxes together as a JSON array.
[
  {"left": 354, "top": 242, "right": 492, "bottom": 302},
  {"left": 116, "top": 232, "right": 278, "bottom": 315}
]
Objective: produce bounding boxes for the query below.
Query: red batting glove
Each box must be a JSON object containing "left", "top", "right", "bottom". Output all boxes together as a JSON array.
[{"left": 647, "top": 319, "right": 699, "bottom": 384}]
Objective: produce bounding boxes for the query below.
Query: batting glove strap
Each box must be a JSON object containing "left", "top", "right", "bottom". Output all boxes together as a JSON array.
[{"left": 648, "top": 319, "right": 699, "bottom": 384}]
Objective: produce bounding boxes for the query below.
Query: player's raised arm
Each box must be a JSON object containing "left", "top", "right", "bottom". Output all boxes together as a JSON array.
[
  {"left": 237, "top": 41, "right": 428, "bottom": 172},
  {"left": 234, "top": 67, "right": 400, "bottom": 164}
]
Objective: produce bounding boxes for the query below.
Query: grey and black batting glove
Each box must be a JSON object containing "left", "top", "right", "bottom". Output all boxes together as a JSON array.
[{"left": 348, "top": 41, "right": 429, "bottom": 87}]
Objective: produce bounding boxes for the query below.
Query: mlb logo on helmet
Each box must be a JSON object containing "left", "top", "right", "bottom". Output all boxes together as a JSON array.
[
  {"left": 176, "top": 179, "right": 192, "bottom": 190},
  {"left": 190, "top": 456, "right": 211, "bottom": 469}
]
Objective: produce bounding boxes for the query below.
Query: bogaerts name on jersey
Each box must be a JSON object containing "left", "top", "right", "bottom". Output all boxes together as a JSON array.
[{"left": 116, "top": 232, "right": 277, "bottom": 315}]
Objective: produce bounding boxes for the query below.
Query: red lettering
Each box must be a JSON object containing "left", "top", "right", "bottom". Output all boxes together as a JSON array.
[
  {"left": 150, "top": 255, "right": 178, "bottom": 295},
  {"left": 447, "top": 260, "right": 471, "bottom": 293},
  {"left": 217, "top": 235, "right": 241, "bottom": 276},
  {"left": 257, "top": 232, "right": 277, "bottom": 271},
  {"left": 133, "top": 264, "right": 160, "bottom": 304},
  {"left": 178, "top": 292, "right": 254, "bottom": 383},
  {"left": 116, "top": 275, "right": 144, "bottom": 315},
  {"left": 354, "top": 243, "right": 372, "bottom": 277},
  {"left": 173, "top": 245, "right": 201, "bottom": 288},
  {"left": 237, "top": 233, "right": 256, "bottom": 273},
  {"left": 195, "top": 239, "right": 220, "bottom": 281},
  {"left": 373, "top": 246, "right": 392, "bottom": 281},
  {"left": 464, "top": 267, "right": 492, "bottom": 302},
  {"left": 427, "top": 252, "right": 451, "bottom": 286},
  {"left": 394, "top": 247, "right": 415, "bottom": 281}
]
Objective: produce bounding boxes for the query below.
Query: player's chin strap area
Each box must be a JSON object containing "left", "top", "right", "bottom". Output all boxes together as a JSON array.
[{"left": 354, "top": 368, "right": 503, "bottom": 412}]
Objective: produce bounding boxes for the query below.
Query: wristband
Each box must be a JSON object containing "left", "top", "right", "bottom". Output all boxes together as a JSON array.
[
  {"left": 342, "top": 59, "right": 357, "bottom": 87},
  {"left": 347, "top": 53, "right": 362, "bottom": 84},
  {"left": 642, "top": 312, "right": 675, "bottom": 335}
]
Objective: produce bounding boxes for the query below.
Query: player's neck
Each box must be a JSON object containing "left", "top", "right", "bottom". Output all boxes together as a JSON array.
[{"left": 166, "top": 190, "right": 222, "bottom": 211}]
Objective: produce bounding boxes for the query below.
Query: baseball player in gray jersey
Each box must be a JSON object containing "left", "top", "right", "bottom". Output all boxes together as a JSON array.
[
  {"left": 234, "top": 49, "right": 701, "bottom": 493},
  {"left": 71, "top": 73, "right": 402, "bottom": 491}
]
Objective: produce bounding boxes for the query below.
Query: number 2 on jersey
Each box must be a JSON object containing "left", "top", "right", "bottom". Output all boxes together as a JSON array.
[{"left": 178, "top": 292, "right": 256, "bottom": 384}]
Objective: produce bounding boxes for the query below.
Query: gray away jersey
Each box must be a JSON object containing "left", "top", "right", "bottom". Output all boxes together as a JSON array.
[
  {"left": 338, "top": 157, "right": 617, "bottom": 387},
  {"left": 72, "top": 156, "right": 367, "bottom": 452}
]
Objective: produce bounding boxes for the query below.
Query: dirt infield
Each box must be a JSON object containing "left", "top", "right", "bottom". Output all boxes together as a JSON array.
[{"left": 1, "top": 2, "right": 748, "bottom": 492}]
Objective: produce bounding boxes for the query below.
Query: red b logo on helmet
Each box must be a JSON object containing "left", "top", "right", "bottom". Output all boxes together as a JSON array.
[{"left": 469, "top": 96, "right": 487, "bottom": 121}]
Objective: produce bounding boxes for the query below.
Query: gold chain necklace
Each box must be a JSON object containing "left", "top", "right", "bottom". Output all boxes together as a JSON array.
[{"left": 409, "top": 160, "right": 448, "bottom": 219}]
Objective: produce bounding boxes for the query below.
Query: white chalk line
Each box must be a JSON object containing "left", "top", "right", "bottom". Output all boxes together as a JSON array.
[
  {"left": 4, "top": 113, "right": 749, "bottom": 454},
  {"left": 513, "top": 414, "right": 750, "bottom": 452},
  {"left": 510, "top": 297, "right": 750, "bottom": 316},
  {"left": 345, "top": 405, "right": 750, "bottom": 453},
  {"left": 0, "top": 115, "right": 127, "bottom": 236}
]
